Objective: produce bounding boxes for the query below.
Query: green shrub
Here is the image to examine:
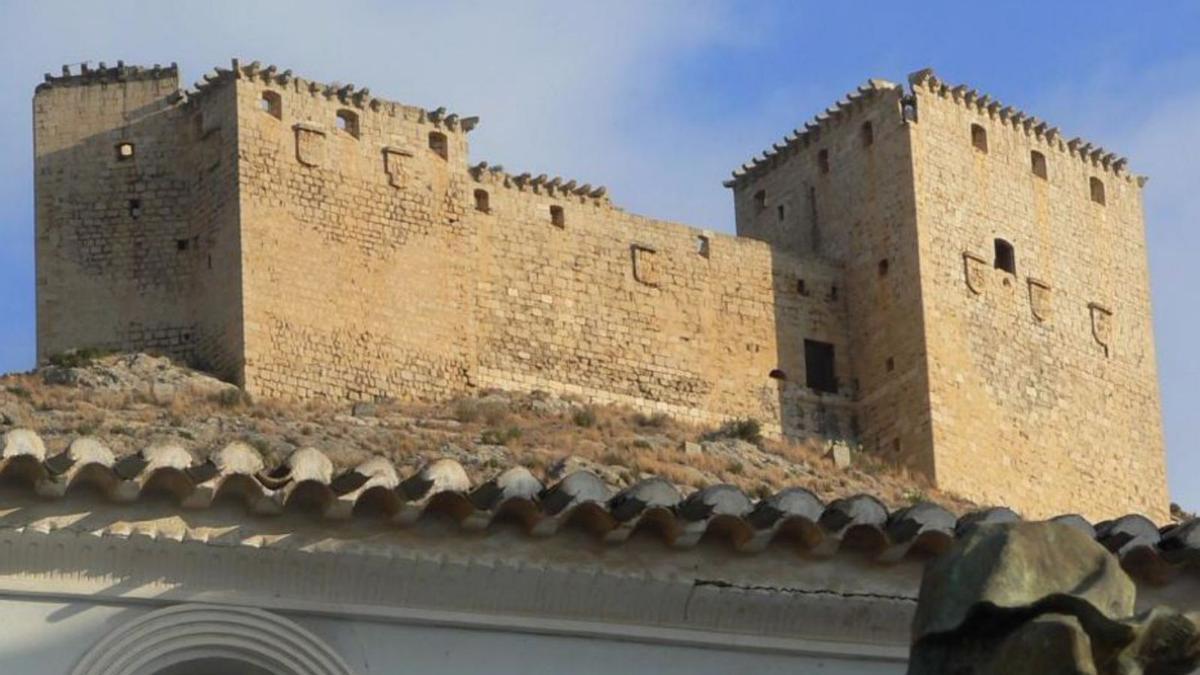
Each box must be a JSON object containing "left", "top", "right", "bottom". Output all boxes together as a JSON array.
[
  {"left": 480, "top": 426, "right": 522, "bottom": 446},
  {"left": 704, "top": 418, "right": 762, "bottom": 444},
  {"left": 47, "top": 348, "right": 110, "bottom": 369},
  {"left": 211, "top": 388, "right": 246, "bottom": 408},
  {"left": 572, "top": 406, "right": 597, "bottom": 428},
  {"left": 633, "top": 411, "right": 670, "bottom": 428},
  {"left": 451, "top": 398, "right": 480, "bottom": 423},
  {"left": 5, "top": 385, "right": 31, "bottom": 400}
]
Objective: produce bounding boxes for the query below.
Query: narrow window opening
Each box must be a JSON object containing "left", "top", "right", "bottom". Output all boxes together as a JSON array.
[
  {"left": 473, "top": 189, "right": 490, "bottom": 213},
  {"left": 1031, "top": 150, "right": 1047, "bottom": 179},
  {"left": 971, "top": 124, "right": 988, "bottom": 153},
  {"left": 695, "top": 235, "right": 710, "bottom": 258},
  {"left": 804, "top": 339, "right": 837, "bottom": 394},
  {"left": 878, "top": 258, "right": 889, "bottom": 276},
  {"left": 428, "top": 131, "right": 448, "bottom": 160},
  {"left": 777, "top": 204, "right": 785, "bottom": 221},
  {"left": 891, "top": 438, "right": 901, "bottom": 454},
  {"left": 1090, "top": 177, "right": 1106, "bottom": 205},
  {"left": 335, "top": 109, "right": 359, "bottom": 138},
  {"left": 753, "top": 189, "right": 766, "bottom": 213},
  {"left": 260, "top": 91, "right": 282, "bottom": 119},
  {"left": 828, "top": 284, "right": 839, "bottom": 301},
  {"left": 206, "top": 254, "right": 213, "bottom": 270},
  {"left": 768, "top": 369, "right": 787, "bottom": 381},
  {"left": 797, "top": 279, "right": 808, "bottom": 296},
  {"left": 550, "top": 204, "right": 565, "bottom": 227},
  {"left": 817, "top": 149, "right": 830, "bottom": 174},
  {"left": 861, "top": 121, "right": 874, "bottom": 147},
  {"left": 128, "top": 199, "right": 142, "bottom": 219},
  {"left": 886, "top": 357, "right": 895, "bottom": 372},
  {"left": 176, "top": 239, "right": 189, "bottom": 252},
  {"left": 994, "top": 238, "right": 1016, "bottom": 274},
  {"left": 116, "top": 142, "right": 135, "bottom": 160}
]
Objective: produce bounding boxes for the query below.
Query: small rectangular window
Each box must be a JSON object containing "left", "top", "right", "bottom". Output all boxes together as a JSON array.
[
  {"left": 1031, "top": 150, "right": 1047, "bottom": 179},
  {"left": 695, "top": 235, "right": 710, "bottom": 258},
  {"left": 336, "top": 109, "right": 359, "bottom": 138},
  {"left": 776, "top": 204, "right": 785, "bottom": 221},
  {"left": 753, "top": 189, "right": 766, "bottom": 212},
  {"left": 429, "top": 131, "right": 448, "bottom": 160},
  {"left": 1090, "top": 177, "right": 1106, "bottom": 205},
  {"left": 994, "top": 238, "right": 1016, "bottom": 274},
  {"left": 817, "top": 149, "right": 830, "bottom": 174},
  {"left": 797, "top": 279, "right": 808, "bottom": 296},
  {"left": 128, "top": 199, "right": 142, "bottom": 219},
  {"left": 550, "top": 204, "right": 565, "bottom": 227},
  {"left": 260, "top": 91, "right": 282, "bottom": 119},
  {"left": 861, "top": 121, "right": 874, "bottom": 147},
  {"left": 878, "top": 258, "right": 889, "bottom": 276},
  {"left": 176, "top": 239, "right": 189, "bottom": 252},
  {"left": 971, "top": 124, "right": 988, "bottom": 153},
  {"left": 116, "top": 142, "right": 135, "bottom": 160},
  {"left": 804, "top": 339, "right": 837, "bottom": 393},
  {"left": 474, "top": 189, "right": 490, "bottom": 213}
]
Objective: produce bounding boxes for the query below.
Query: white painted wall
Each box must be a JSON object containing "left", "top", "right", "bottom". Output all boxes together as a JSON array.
[{"left": 0, "top": 597, "right": 905, "bottom": 675}]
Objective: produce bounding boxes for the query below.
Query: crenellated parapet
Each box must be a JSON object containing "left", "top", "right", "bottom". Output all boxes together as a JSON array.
[
  {"left": 227, "top": 58, "right": 478, "bottom": 135},
  {"left": 468, "top": 161, "right": 613, "bottom": 208},
  {"left": 36, "top": 61, "right": 179, "bottom": 93},
  {"left": 723, "top": 78, "right": 904, "bottom": 189},
  {"left": 907, "top": 68, "right": 1145, "bottom": 186}
]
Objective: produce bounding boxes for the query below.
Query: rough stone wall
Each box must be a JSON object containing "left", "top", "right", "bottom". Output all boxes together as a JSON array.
[
  {"left": 906, "top": 74, "right": 1167, "bottom": 520},
  {"left": 471, "top": 173, "right": 851, "bottom": 437},
  {"left": 731, "top": 83, "right": 935, "bottom": 473},
  {"left": 34, "top": 66, "right": 201, "bottom": 364},
  {"left": 233, "top": 72, "right": 477, "bottom": 401}
]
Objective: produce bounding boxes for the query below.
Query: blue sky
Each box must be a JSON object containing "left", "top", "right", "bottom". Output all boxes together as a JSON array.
[{"left": 0, "top": 1, "right": 1196, "bottom": 510}]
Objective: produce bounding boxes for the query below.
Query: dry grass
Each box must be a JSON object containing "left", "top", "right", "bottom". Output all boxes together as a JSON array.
[{"left": 0, "top": 356, "right": 977, "bottom": 513}]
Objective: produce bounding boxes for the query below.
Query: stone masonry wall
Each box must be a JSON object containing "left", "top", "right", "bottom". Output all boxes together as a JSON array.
[
  {"left": 33, "top": 62, "right": 1171, "bottom": 521},
  {"left": 907, "top": 73, "right": 1167, "bottom": 520},
  {"left": 234, "top": 69, "right": 478, "bottom": 401},
  {"left": 470, "top": 170, "right": 851, "bottom": 437},
  {"left": 34, "top": 66, "right": 199, "bottom": 364},
  {"left": 730, "top": 82, "right": 935, "bottom": 474}
]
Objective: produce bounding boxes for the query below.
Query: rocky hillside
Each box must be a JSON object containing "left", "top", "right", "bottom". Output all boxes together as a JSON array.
[{"left": 0, "top": 352, "right": 975, "bottom": 511}]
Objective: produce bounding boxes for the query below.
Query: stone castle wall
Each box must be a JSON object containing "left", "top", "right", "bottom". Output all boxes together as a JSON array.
[
  {"left": 729, "top": 82, "right": 935, "bottom": 475},
  {"left": 32, "top": 62, "right": 1169, "bottom": 520},
  {"left": 906, "top": 72, "right": 1167, "bottom": 520}
]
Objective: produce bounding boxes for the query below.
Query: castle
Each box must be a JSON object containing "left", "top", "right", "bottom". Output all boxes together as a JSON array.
[{"left": 32, "top": 60, "right": 1167, "bottom": 520}]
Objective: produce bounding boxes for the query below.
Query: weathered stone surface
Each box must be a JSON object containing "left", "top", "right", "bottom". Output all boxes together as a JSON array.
[
  {"left": 31, "top": 62, "right": 1167, "bottom": 522},
  {"left": 909, "top": 521, "right": 1200, "bottom": 675}
]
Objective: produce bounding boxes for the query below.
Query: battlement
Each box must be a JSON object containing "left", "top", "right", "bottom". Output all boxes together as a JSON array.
[
  {"left": 724, "top": 78, "right": 903, "bottom": 189},
  {"left": 36, "top": 61, "right": 179, "bottom": 93},
  {"left": 226, "top": 59, "right": 478, "bottom": 135},
  {"left": 907, "top": 68, "right": 1145, "bottom": 186},
  {"left": 31, "top": 60, "right": 1169, "bottom": 522},
  {"left": 468, "top": 161, "right": 613, "bottom": 208}
]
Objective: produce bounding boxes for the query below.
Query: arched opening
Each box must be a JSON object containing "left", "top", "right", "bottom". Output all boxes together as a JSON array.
[
  {"left": 994, "top": 238, "right": 1016, "bottom": 274},
  {"left": 72, "top": 604, "right": 353, "bottom": 675},
  {"left": 474, "top": 189, "right": 490, "bottom": 213},
  {"left": 1031, "top": 150, "right": 1047, "bottom": 179},
  {"left": 971, "top": 124, "right": 988, "bottom": 153},
  {"left": 260, "top": 91, "right": 282, "bottom": 119},
  {"left": 768, "top": 369, "right": 787, "bottom": 381},
  {"left": 428, "top": 131, "right": 448, "bottom": 160},
  {"left": 155, "top": 657, "right": 275, "bottom": 675},
  {"left": 1090, "top": 176, "right": 1106, "bottom": 205},
  {"left": 550, "top": 204, "right": 565, "bottom": 227}
]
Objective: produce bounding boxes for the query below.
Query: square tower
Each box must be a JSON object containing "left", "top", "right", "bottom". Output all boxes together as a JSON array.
[{"left": 729, "top": 70, "right": 1168, "bottom": 520}]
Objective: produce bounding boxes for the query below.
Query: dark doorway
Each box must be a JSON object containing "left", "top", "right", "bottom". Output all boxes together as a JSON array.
[{"left": 804, "top": 339, "right": 837, "bottom": 393}]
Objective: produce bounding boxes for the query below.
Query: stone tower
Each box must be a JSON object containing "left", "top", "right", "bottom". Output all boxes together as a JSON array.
[
  {"left": 727, "top": 70, "right": 1166, "bottom": 518},
  {"left": 32, "top": 61, "right": 1168, "bottom": 520}
]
